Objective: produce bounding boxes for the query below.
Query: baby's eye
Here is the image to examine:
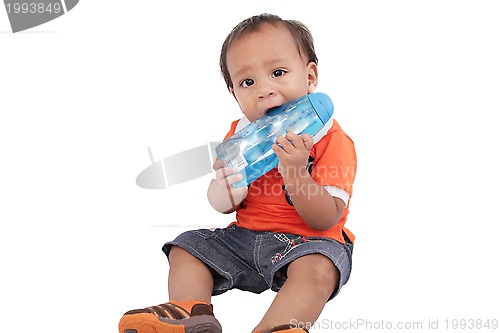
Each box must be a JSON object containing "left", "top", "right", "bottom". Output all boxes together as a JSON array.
[
  {"left": 240, "top": 78, "right": 254, "bottom": 88},
  {"left": 272, "top": 69, "right": 286, "bottom": 78}
]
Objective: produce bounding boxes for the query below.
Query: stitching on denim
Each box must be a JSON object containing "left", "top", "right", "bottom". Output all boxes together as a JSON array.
[{"left": 253, "top": 233, "right": 264, "bottom": 276}]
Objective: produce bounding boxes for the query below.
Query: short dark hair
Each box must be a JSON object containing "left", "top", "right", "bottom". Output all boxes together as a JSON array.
[{"left": 219, "top": 13, "right": 318, "bottom": 91}]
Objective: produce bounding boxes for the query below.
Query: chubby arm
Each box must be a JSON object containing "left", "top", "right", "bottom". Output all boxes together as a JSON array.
[
  {"left": 207, "top": 159, "right": 248, "bottom": 214},
  {"left": 273, "top": 132, "right": 345, "bottom": 230}
]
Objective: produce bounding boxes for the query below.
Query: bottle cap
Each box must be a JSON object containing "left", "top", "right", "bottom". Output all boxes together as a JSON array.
[{"left": 308, "top": 92, "right": 334, "bottom": 124}]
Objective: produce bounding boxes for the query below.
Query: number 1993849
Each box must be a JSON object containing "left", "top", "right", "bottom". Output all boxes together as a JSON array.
[{"left": 6, "top": 2, "right": 62, "bottom": 14}]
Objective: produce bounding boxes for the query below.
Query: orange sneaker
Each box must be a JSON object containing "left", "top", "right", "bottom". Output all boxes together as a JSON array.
[{"left": 118, "top": 302, "right": 222, "bottom": 333}]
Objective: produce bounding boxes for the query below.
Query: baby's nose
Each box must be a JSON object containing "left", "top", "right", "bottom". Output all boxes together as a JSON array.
[{"left": 257, "top": 81, "right": 277, "bottom": 99}]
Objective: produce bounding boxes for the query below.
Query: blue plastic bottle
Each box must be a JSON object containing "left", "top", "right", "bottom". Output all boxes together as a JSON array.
[{"left": 215, "top": 92, "right": 334, "bottom": 188}]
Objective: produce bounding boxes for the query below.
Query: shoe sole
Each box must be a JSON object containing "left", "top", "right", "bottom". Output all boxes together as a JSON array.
[{"left": 119, "top": 313, "right": 222, "bottom": 333}]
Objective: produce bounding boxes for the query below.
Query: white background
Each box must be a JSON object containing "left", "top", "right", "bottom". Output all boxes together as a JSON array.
[{"left": 1, "top": 1, "right": 500, "bottom": 332}]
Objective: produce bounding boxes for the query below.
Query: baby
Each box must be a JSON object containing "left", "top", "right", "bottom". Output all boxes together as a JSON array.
[{"left": 119, "top": 13, "right": 357, "bottom": 333}]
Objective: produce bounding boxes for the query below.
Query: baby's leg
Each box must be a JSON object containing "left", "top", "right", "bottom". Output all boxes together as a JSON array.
[
  {"left": 168, "top": 245, "right": 214, "bottom": 303},
  {"left": 252, "top": 254, "right": 339, "bottom": 332},
  {"left": 118, "top": 240, "right": 224, "bottom": 333}
]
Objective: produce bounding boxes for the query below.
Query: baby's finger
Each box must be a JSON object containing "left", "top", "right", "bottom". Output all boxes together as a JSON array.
[
  {"left": 301, "top": 134, "right": 314, "bottom": 151},
  {"left": 215, "top": 166, "right": 238, "bottom": 180},
  {"left": 285, "top": 131, "right": 300, "bottom": 142},
  {"left": 275, "top": 135, "right": 293, "bottom": 152},
  {"left": 286, "top": 131, "right": 306, "bottom": 149},
  {"left": 272, "top": 143, "right": 287, "bottom": 158},
  {"left": 223, "top": 172, "right": 244, "bottom": 186},
  {"left": 232, "top": 185, "right": 248, "bottom": 196},
  {"left": 215, "top": 167, "right": 236, "bottom": 180},
  {"left": 213, "top": 159, "right": 227, "bottom": 171}
]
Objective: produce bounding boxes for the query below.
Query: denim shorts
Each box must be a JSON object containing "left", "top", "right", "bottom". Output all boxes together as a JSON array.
[{"left": 162, "top": 225, "right": 353, "bottom": 300}]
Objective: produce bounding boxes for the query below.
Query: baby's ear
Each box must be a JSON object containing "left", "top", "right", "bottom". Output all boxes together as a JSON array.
[{"left": 306, "top": 62, "right": 319, "bottom": 92}]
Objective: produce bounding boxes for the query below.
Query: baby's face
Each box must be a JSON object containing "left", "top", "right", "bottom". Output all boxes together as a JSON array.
[{"left": 226, "top": 23, "right": 318, "bottom": 122}]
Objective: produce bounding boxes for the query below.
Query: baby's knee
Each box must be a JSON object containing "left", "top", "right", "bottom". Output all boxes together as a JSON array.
[
  {"left": 290, "top": 254, "right": 339, "bottom": 292},
  {"left": 311, "top": 257, "right": 338, "bottom": 285}
]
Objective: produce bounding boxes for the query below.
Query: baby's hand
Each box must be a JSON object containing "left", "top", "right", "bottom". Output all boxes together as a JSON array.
[
  {"left": 208, "top": 159, "right": 248, "bottom": 213},
  {"left": 213, "top": 159, "right": 244, "bottom": 186},
  {"left": 272, "top": 132, "right": 314, "bottom": 180}
]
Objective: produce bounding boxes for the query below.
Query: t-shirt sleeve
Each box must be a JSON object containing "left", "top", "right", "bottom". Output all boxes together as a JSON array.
[{"left": 310, "top": 122, "right": 357, "bottom": 202}]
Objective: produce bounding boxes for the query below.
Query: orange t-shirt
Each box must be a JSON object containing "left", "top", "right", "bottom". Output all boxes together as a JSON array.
[{"left": 223, "top": 119, "right": 357, "bottom": 244}]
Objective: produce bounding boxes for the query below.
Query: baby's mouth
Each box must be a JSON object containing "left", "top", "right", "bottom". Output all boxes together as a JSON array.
[{"left": 264, "top": 104, "right": 280, "bottom": 115}]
